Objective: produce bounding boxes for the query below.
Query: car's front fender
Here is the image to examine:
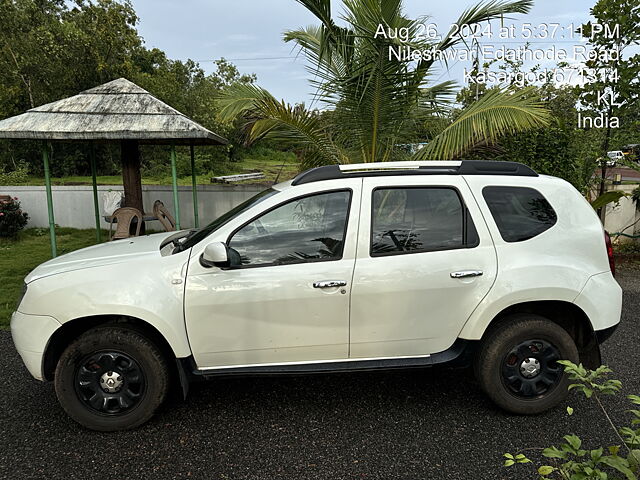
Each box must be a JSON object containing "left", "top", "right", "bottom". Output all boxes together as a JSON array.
[{"left": 18, "top": 254, "right": 192, "bottom": 359}]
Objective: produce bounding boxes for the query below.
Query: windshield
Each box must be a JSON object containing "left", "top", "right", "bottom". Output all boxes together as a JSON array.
[{"left": 179, "top": 188, "right": 278, "bottom": 250}]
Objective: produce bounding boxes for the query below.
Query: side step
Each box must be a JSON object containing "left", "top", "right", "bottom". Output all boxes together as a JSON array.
[{"left": 175, "top": 339, "right": 472, "bottom": 392}]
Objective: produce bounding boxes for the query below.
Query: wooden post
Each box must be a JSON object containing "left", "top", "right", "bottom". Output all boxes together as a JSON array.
[
  {"left": 190, "top": 144, "right": 199, "bottom": 228},
  {"left": 90, "top": 144, "right": 102, "bottom": 243},
  {"left": 121, "top": 140, "right": 143, "bottom": 211},
  {"left": 121, "top": 139, "right": 145, "bottom": 234},
  {"left": 42, "top": 143, "right": 57, "bottom": 257}
]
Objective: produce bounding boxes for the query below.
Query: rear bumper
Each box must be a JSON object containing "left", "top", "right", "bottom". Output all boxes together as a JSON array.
[
  {"left": 574, "top": 271, "right": 622, "bottom": 332},
  {"left": 10, "top": 311, "right": 61, "bottom": 380}
]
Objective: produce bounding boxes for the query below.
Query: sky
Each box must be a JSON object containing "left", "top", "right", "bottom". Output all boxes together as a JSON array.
[{"left": 132, "top": 0, "right": 600, "bottom": 105}]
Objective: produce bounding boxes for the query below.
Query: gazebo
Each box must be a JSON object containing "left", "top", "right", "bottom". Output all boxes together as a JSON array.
[{"left": 0, "top": 78, "right": 227, "bottom": 257}]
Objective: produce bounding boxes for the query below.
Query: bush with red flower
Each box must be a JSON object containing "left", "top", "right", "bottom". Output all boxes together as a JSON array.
[{"left": 0, "top": 197, "right": 29, "bottom": 238}]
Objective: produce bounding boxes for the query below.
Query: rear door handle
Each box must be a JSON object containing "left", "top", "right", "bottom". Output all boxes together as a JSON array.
[
  {"left": 450, "top": 270, "right": 483, "bottom": 279},
  {"left": 313, "top": 280, "right": 347, "bottom": 288}
]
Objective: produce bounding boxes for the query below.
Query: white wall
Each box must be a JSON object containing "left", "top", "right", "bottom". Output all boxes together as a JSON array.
[
  {"left": 3, "top": 182, "right": 639, "bottom": 241},
  {"left": 1, "top": 184, "right": 265, "bottom": 230},
  {"left": 603, "top": 184, "right": 640, "bottom": 242}
]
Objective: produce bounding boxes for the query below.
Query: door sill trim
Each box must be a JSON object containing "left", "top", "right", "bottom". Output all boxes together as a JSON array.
[
  {"left": 178, "top": 339, "right": 472, "bottom": 382},
  {"left": 197, "top": 353, "right": 431, "bottom": 373}
]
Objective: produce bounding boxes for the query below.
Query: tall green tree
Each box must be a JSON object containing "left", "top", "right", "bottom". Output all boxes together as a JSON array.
[
  {"left": 578, "top": 0, "right": 640, "bottom": 205},
  {"left": 0, "top": 0, "right": 256, "bottom": 177},
  {"left": 218, "top": 0, "right": 550, "bottom": 166}
]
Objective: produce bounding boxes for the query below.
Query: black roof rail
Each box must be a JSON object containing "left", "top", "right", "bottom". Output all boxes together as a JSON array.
[
  {"left": 457, "top": 160, "right": 537, "bottom": 176},
  {"left": 291, "top": 161, "right": 537, "bottom": 186}
]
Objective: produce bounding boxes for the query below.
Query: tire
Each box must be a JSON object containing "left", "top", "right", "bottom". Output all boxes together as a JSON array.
[
  {"left": 475, "top": 314, "right": 579, "bottom": 415},
  {"left": 54, "top": 326, "right": 170, "bottom": 431}
]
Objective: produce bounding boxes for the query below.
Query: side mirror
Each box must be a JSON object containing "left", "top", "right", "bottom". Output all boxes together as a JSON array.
[{"left": 200, "top": 242, "right": 229, "bottom": 268}]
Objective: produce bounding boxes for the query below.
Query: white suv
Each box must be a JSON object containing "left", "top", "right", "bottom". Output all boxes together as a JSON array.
[{"left": 11, "top": 161, "right": 622, "bottom": 431}]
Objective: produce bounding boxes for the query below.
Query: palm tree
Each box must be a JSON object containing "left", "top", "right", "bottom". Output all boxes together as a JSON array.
[{"left": 218, "top": 0, "right": 550, "bottom": 166}]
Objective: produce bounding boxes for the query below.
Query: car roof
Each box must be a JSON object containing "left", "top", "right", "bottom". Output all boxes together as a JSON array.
[{"left": 290, "top": 161, "right": 537, "bottom": 186}]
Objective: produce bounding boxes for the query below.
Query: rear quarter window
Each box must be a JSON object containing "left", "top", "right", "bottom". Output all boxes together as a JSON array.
[{"left": 482, "top": 186, "right": 557, "bottom": 242}]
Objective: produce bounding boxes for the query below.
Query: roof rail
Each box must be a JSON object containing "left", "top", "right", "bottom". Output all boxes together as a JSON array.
[{"left": 291, "top": 160, "right": 537, "bottom": 186}]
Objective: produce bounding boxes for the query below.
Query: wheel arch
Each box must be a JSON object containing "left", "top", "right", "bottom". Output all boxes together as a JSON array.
[
  {"left": 42, "top": 315, "right": 179, "bottom": 381},
  {"left": 479, "top": 300, "right": 600, "bottom": 368}
]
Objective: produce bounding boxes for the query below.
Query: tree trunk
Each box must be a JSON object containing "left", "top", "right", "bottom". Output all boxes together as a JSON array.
[
  {"left": 120, "top": 140, "right": 145, "bottom": 234},
  {"left": 598, "top": 108, "right": 613, "bottom": 224}
]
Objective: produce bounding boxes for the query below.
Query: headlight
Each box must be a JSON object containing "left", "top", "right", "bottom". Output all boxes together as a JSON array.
[{"left": 16, "top": 283, "right": 27, "bottom": 310}]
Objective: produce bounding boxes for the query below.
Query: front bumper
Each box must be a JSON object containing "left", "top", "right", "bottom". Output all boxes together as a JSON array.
[{"left": 10, "top": 311, "right": 61, "bottom": 380}]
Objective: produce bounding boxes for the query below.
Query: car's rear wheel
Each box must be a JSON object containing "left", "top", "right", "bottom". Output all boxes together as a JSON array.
[
  {"left": 475, "top": 314, "right": 579, "bottom": 414},
  {"left": 54, "top": 326, "right": 169, "bottom": 431}
]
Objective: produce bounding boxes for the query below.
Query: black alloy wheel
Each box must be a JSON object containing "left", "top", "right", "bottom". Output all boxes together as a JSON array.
[
  {"left": 475, "top": 314, "right": 579, "bottom": 415},
  {"left": 55, "top": 326, "right": 169, "bottom": 431},
  {"left": 74, "top": 351, "right": 146, "bottom": 415},
  {"left": 501, "top": 339, "right": 562, "bottom": 398}
]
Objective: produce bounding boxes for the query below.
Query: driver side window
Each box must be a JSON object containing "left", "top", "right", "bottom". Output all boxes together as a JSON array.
[{"left": 228, "top": 190, "right": 351, "bottom": 267}]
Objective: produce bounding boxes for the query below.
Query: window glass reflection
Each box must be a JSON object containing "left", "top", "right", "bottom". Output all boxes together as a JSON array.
[
  {"left": 371, "top": 188, "right": 475, "bottom": 255},
  {"left": 229, "top": 191, "right": 351, "bottom": 266}
]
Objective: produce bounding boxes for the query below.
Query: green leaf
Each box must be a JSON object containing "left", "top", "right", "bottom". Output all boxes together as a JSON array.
[
  {"left": 609, "top": 445, "right": 621, "bottom": 456},
  {"left": 567, "top": 406, "right": 574, "bottom": 416},
  {"left": 628, "top": 450, "right": 640, "bottom": 472},
  {"left": 504, "top": 459, "right": 515, "bottom": 467},
  {"left": 538, "top": 465, "right": 555, "bottom": 475},
  {"left": 599, "top": 455, "right": 635, "bottom": 479},
  {"left": 543, "top": 446, "right": 568, "bottom": 459},
  {"left": 565, "top": 434, "right": 583, "bottom": 451},
  {"left": 629, "top": 395, "right": 640, "bottom": 405},
  {"left": 590, "top": 191, "right": 629, "bottom": 210},
  {"left": 504, "top": 453, "right": 514, "bottom": 459}
]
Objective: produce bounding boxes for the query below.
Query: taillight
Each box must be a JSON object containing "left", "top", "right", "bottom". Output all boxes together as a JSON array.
[{"left": 604, "top": 230, "right": 615, "bottom": 276}]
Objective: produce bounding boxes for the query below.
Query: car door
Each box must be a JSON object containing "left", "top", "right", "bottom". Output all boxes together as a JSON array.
[
  {"left": 184, "top": 179, "right": 362, "bottom": 369},
  {"left": 349, "top": 176, "right": 497, "bottom": 358}
]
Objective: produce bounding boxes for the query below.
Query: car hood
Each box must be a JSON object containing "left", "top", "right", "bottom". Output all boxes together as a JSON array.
[{"left": 25, "top": 231, "right": 179, "bottom": 283}]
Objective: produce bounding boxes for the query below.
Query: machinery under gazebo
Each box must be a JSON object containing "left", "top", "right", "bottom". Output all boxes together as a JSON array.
[{"left": 0, "top": 78, "right": 227, "bottom": 257}]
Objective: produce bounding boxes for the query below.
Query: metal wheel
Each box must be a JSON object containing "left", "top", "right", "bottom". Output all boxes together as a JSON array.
[
  {"left": 475, "top": 314, "right": 579, "bottom": 415},
  {"left": 75, "top": 351, "right": 146, "bottom": 415},
  {"left": 501, "top": 339, "right": 562, "bottom": 398}
]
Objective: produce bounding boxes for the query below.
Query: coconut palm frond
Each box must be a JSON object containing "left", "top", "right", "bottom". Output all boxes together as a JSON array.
[
  {"left": 218, "top": 83, "right": 347, "bottom": 168},
  {"left": 414, "top": 87, "right": 550, "bottom": 160}
]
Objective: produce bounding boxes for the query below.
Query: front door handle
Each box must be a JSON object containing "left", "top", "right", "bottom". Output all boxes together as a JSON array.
[
  {"left": 450, "top": 270, "right": 483, "bottom": 279},
  {"left": 313, "top": 280, "right": 347, "bottom": 288}
]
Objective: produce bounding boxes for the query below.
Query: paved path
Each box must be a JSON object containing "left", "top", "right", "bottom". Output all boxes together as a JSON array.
[{"left": 1, "top": 270, "right": 638, "bottom": 479}]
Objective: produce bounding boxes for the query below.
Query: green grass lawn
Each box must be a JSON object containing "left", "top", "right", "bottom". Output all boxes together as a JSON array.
[
  {"left": 0, "top": 228, "right": 107, "bottom": 328},
  {"left": 17, "top": 156, "right": 301, "bottom": 186}
]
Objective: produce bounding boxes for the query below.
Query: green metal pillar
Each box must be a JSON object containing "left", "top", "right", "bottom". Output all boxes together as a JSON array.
[
  {"left": 90, "top": 144, "right": 102, "bottom": 243},
  {"left": 42, "top": 143, "right": 57, "bottom": 257},
  {"left": 170, "top": 144, "right": 181, "bottom": 230},
  {"left": 190, "top": 144, "right": 199, "bottom": 228}
]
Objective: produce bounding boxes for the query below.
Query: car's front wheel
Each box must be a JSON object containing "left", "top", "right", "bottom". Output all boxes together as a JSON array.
[
  {"left": 54, "top": 326, "right": 169, "bottom": 431},
  {"left": 475, "top": 314, "right": 579, "bottom": 415}
]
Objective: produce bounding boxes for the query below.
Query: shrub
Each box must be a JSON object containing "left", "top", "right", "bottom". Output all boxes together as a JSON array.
[
  {"left": 504, "top": 361, "right": 640, "bottom": 479},
  {"left": 0, "top": 162, "right": 29, "bottom": 185},
  {"left": 0, "top": 197, "right": 29, "bottom": 237}
]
